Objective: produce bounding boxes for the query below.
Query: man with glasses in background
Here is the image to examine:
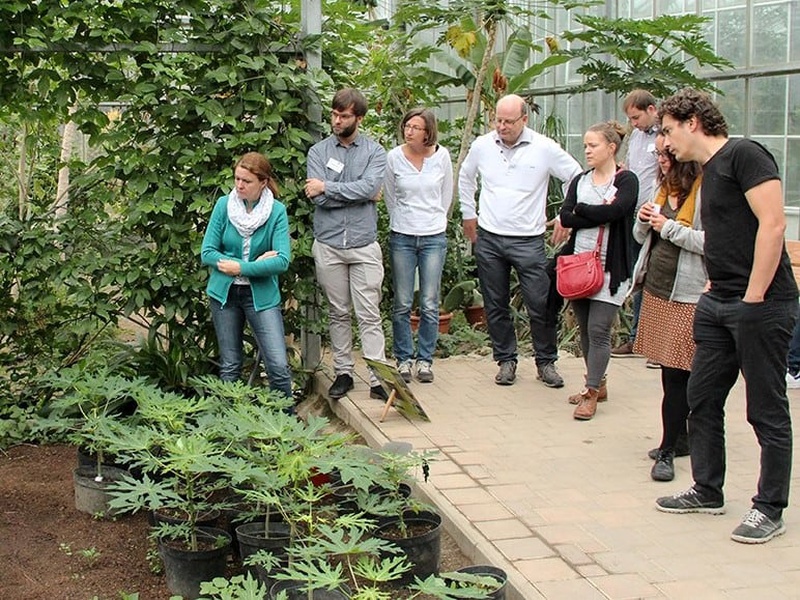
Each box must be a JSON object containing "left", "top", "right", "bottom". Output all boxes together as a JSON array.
[
  {"left": 305, "top": 88, "right": 389, "bottom": 402},
  {"left": 459, "top": 94, "right": 581, "bottom": 389}
]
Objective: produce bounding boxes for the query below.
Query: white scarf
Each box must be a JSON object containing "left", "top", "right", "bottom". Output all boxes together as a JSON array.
[{"left": 227, "top": 187, "right": 274, "bottom": 238}]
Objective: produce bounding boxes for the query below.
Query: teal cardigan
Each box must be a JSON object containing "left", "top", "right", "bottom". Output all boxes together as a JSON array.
[{"left": 201, "top": 195, "right": 291, "bottom": 311}]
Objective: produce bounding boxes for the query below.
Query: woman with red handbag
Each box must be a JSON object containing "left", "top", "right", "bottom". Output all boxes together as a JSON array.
[{"left": 558, "top": 121, "right": 639, "bottom": 420}]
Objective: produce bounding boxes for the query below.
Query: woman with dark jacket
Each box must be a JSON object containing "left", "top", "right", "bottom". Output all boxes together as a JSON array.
[{"left": 559, "top": 121, "right": 638, "bottom": 421}]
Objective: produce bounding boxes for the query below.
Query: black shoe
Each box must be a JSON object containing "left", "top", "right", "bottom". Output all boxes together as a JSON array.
[
  {"left": 650, "top": 450, "right": 675, "bottom": 482},
  {"left": 495, "top": 360, "right": 517, "bottom": 385},
  {"left": 328, "top": 374, "right": 354, "bottom": 400},
  {"left": 370, "top": 385, "right": 389, "bottom": 401},
  {"left": 648, "top": 431, "right": 690, "bottom": 460}
]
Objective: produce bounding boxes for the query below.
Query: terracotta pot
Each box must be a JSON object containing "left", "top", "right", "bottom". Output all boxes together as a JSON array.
[
  {"left": 410, "top": 312, "right": 453, "bottom": 334},
  {"left": 464, "top": 305, "right": 486, "bottom": 328}
]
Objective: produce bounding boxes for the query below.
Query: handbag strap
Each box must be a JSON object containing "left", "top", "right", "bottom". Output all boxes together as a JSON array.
[{"left": 593, "top": 226, "right": 605, "bottom": 255}]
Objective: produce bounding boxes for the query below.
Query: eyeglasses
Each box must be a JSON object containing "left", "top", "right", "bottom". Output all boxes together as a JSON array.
[
  {"left": 331, "top": 111, "right": 356, "bottom": 121},
  {"left": 654, "top": 150, "right": 671, "bottom": 158},
  {"left": 495, "top": 115, "right": 525, "bottom": 127},
  {"left": 403, "top": 124, "right": 426, "bottom": 132}
]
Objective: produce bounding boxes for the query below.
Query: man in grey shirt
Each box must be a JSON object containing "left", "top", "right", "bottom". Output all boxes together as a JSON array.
[
  {"left": 611, "top": 89, "right": 660, "bottom": 361},
  {"left": 305, "top": 88, "right": 389, "bottom": 401}
]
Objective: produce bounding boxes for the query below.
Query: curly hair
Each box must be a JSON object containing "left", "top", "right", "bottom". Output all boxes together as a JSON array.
[{"left": 658, "top": 88, "right": 728, "bottom": 137}]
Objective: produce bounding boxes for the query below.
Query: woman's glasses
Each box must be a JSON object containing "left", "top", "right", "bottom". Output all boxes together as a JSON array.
[{"left": 403, "top": 124, "right": 426, "bottom": 132}]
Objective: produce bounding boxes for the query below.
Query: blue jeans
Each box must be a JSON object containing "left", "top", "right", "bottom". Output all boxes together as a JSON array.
[
  {"left": 475, "top": 229, "right": 557, "bottom": 367},
  {"left": 210, "top": 285, "right": 292, "bottom": 398},
  {"left": 688, "top": 294, "right": 797, "bottom": 518},
  {"left": 390, "top": 232, "right": 447, "bottom": 364}
]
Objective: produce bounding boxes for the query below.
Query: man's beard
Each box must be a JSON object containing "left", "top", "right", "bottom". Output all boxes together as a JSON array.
[{"left": 334, "top": 121, "right": 358, "bottom": 138}]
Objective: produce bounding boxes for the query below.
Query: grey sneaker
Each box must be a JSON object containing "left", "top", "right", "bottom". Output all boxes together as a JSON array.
[
  {"left": 415, "top": 360, "right": 434, "bottom": 383},
  {"left": 537, "top": 363, "right": 564, "bottom": 388},
  {"left": 495, "top": 361, "right": 517, "bottom": 386},
  {"left": 656, "top": 486, "right": 725, "bottom": 514},
  {"left": 397, "top": 360, "right": 413, "bottom": 383},
  {"left": 731, "top": 509, "right": 786, "bottom": 544}
]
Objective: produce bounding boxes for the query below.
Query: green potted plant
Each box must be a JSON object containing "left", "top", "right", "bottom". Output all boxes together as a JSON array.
[
  {"left": 361, "top": 445, "right": 442, "bottom": 585},
  {"left": 106, "top": 384, "right": 238, "bottom": 599},
  {"left": 442, "top": 279, "right": 485, "bottom": 327},
  {"left": 37, "top": 368, "right": 143, "bottom": 517}
]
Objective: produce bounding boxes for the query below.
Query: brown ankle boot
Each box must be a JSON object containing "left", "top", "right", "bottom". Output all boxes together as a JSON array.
[
  {"left": 573, "top": 388, "right": 599, "bottom": 420},
  {"left": 569, "top": 375, "right": 608, "bottom": 404},
  {"left": 598, "top": 375, "right": 608, "bottom": 402}
]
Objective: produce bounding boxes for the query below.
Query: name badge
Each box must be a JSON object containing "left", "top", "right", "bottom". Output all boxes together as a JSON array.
[
  {"left": 326, "top": 158, "right": 344, "bottom": 173},
  {"left": 604, "top": 185, "right": 618, "bottom": 201},
  {"left": 646, "top": 143, "right": 656, "bottom": 153}
]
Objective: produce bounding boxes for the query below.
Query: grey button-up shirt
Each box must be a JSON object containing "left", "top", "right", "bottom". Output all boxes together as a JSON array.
[
  {"left": 307, "top": 132, "right": 387, "bottom": 249},
  {"left": 626, "top": 125, "right": 659, "bottom": 210}
]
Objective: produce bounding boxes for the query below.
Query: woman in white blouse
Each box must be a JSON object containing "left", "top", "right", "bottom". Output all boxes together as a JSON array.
[{"left": 384, "top": 108, "right": 453, "bottom": 384}]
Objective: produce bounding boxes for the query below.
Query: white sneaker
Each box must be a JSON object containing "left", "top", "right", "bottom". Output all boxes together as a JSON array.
[
  {"left": 786, "top": 370, "right": 800, "bottom": 390},
  {"left": 397, "top": 360, "right": 413, "bottom": 383}
]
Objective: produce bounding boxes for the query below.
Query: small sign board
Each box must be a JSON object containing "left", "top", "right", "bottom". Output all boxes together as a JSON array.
[{"left": 364, "top": 358, "right": 430, "bottom": 422}]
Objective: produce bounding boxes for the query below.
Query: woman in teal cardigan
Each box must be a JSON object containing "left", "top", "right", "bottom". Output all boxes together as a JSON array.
[{"left": 201, "top": 152, "right": 292, "bottom": 398}]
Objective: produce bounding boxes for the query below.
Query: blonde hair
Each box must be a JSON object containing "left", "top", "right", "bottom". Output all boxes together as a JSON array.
[{"left": 587, "top": 121, "right": 627, "bottom": 157}]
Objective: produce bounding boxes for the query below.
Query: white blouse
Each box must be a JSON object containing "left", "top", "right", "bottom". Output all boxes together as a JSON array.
[{"left": 384, "top": 144, "right": 453, "bottom": 236}]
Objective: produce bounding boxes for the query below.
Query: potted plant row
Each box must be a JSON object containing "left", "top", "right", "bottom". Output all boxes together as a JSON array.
[{"left": 43, "top": 370, "right": 500, "bottom": 599}]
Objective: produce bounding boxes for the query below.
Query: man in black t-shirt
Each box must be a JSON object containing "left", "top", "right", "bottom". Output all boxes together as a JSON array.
[{"left": 653, "top": 88, "right": 798, "bottom": 544}]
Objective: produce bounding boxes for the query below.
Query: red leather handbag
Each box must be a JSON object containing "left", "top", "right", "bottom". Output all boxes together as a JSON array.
[{"left": 556, "top": 226, "right": 605, "bottom": 300}]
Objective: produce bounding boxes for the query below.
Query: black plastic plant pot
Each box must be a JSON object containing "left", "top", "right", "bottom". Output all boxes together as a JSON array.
[
  {"left": 235, "top": 520, "right": 291, "bottom": 583},
  {"left": 158, "top": 526, "right": 231, "bottom": 600},
  {"left": 443, "top": 564, "right": 508, "bottom": 600},
  {"left": 373, "top": 510, "right": 442, "bottom": 584}
]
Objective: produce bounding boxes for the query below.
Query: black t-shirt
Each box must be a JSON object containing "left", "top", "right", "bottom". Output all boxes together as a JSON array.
[{"left": 701, "top": 138, "right": 797, "bottom": 300}]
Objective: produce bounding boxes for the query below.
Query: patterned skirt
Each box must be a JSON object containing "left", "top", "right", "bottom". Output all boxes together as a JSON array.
[{"left": 633, "top": 289, "right": 696, "bottom": 371}]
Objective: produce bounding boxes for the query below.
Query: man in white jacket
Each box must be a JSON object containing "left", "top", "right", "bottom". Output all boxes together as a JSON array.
[{"left": 459, "top": 94, "right": 581, "bottom": 388}]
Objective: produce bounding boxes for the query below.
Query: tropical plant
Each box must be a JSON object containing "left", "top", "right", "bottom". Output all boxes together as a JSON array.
[
  {"left": 36, "top": 368, "right": 144, "bottom": 479},
  {"left": 558, "top": 13, "right": 733, "bottom": 96}
]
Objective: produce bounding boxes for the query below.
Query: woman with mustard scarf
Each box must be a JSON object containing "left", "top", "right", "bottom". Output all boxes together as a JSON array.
[{"left": 631, "top": 134, "right": 704, "bottom": 482}]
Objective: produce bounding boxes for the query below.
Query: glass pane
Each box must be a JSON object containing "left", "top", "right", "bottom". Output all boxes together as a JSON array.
[
  {"left": 752, "top": 4, "right": 789, "bottom": 65},
  {"left": 751, "top": 137, "right": 785, "bottom": 176},
  {"left": 786, "top": 139, "right": 800, "bottom": 208},
  {"left": 751, "top": 77, "right": 787, "bottom": 135},
  {"left": 792, "top": 0, "right": 800, "bottom": 61},
  {"left": 716, "top": 8, "right": 747, "bottom": 67},
  {"left": 632, "top": 0, "right": 653, "bottom": 19},
  {"left": 717, "top": 0, "right": 747, "bottom": 7},
  {"left": 790, "top": 74, "right": 800, "bottom": 135},
  {"left": 658, "top": 0, "right": 685, "bottom": 14},
  {"left": 618, "top": 0, "right": 632, "bottom": 18},
  {"left": 715, "top": 79, "right": 746, "bottom": 136}
]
